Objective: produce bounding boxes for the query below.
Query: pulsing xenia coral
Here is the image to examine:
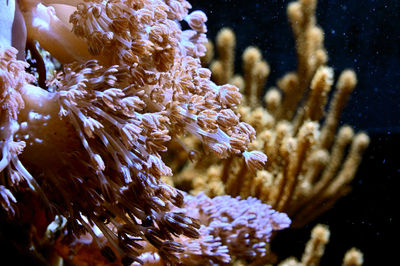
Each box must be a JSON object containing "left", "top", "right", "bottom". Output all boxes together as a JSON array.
[{"left": 0, "top": 0, "right": 289, "bottom": 264}]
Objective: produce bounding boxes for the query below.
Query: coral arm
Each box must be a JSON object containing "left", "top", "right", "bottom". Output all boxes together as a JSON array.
[
  {"left": 20, "top": 0, "right": 90, "bottom": 63},
  {"left": 0, "top": 141, "right": 12, "bottom": 173}
]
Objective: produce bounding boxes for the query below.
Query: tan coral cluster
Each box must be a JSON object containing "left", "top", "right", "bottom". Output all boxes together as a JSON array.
[{"left": 172, "top": 0, "right": 369, "bottom": 231}]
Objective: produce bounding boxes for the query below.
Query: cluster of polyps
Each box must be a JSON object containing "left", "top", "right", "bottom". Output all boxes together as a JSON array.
[{"left": 0, "top": 0, "right": 288, "bottom": 264}]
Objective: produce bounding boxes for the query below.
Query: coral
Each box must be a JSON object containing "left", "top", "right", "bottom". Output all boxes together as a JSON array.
[
  {"left": 180, "top": 193, "right": 290, "bottom": 264},
  {"left": 0, "top": 0, "right": 292, "bottom": 265},
  {"left": 0, "top": 0, "right": 371, "bottom": 264},
  {"left": 172, "top": 0, "right": 369, "bottom": 229},
  {"left": 277, "top": 224, "right": 363, "bottom": 266},
  {"left": 131, "top": 192, "right": 291, "bottom": 265}
]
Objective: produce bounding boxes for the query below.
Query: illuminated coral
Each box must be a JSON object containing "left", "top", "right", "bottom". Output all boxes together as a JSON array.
[
  {"left": 172, "top": 0, "right": 369, "bottom": 229},
  {"left": 1, "top": 0, "right": 372, "bottom": 264},
  {"left": 0, "top": 0, "right": 285, "bottom": 264},
  {"left": 133, "top": 192, "right": 291, "bottom": 265},
  {"left": 166, "top": 0, "right": 369, "bottom": 263}
]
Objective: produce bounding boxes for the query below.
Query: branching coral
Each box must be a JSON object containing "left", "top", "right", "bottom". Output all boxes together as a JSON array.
[
  {"left": 171, "top": 0, "right": 369, "bottom": 229},
  {"left": 162, "top": 0, "right": 370, "bottom": 263},
  {"left": 277, "top": 224, "right": 363, "bottom": 266},
  {"left": 0, "top": 0, "right": 293, "bottom": 265}
]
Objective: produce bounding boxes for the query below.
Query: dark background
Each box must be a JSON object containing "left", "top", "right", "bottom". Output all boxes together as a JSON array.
[{"left": 190, "top": 0, "right": 398, "bottom": 265}]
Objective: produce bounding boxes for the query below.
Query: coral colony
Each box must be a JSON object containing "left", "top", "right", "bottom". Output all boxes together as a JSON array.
[{"left": 0, "top": 0, "right": 367, "bottom": 265}]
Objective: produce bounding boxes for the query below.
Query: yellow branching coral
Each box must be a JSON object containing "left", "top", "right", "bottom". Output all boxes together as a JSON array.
[
  {"left": 277, "top": 224, "right": 363, "bottom": 266},
  {"left": 171, "top": 0, "right": 369, "bottom": 228}
]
